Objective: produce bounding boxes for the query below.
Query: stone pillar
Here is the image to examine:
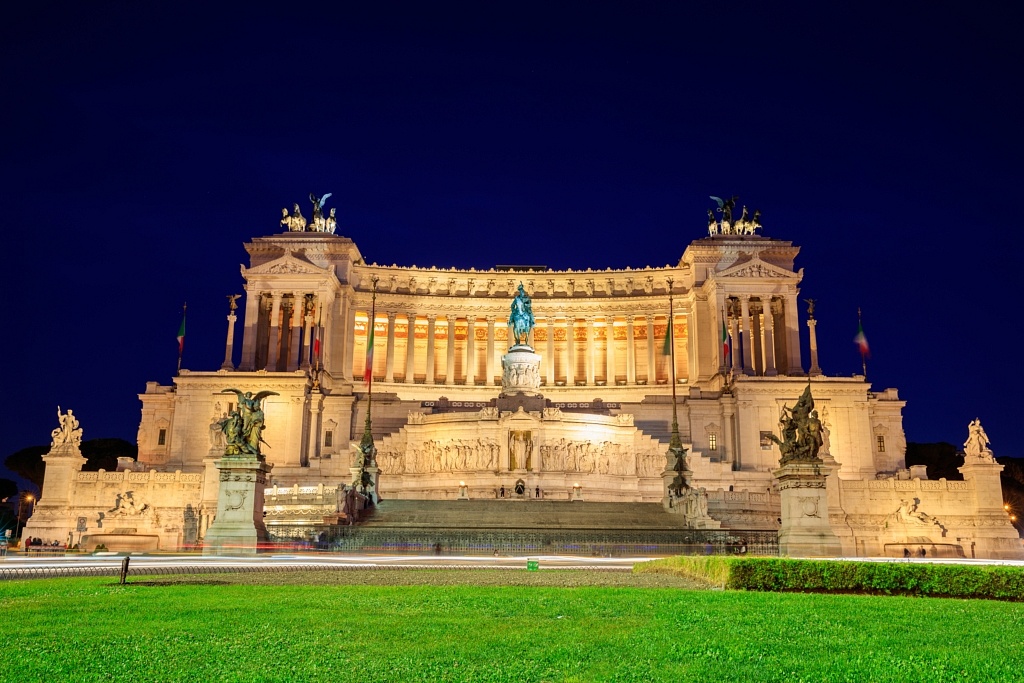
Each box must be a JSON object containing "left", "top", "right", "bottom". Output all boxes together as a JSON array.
[
  {"left": 221, "top": 309, "right": 238, "bottom": 371},
  {"left": 626, "top": 316, "right": 636, "bottom": 385},
  {"left": 750, "top": 301, "right": 763, "bottom": 376},
  {"left": 730, "top": 303, "right": 742, "bottom": 373},
  {"left": 646, "top": 317, "right": 656, "bottom": 383},
  {"left": 384, "top": 311, "right": 397, "bottom": 382},
  {"left": 546, "top": 318, "right": 555, "bottom": 386},
  {"left": 485, "top": 316, "right": 496, "bottom": 386},
  {"left": 740, "top": 297, "right": 753, "bottom": 375},
  {"left": 300, "top": 297, "right": 313, "bottom": 371},
  {"left": 266, "top": 293, "right": 283, "bottom": 371},
  {"left": 305, "top": 395, "right": 322, "bottom": 465},
  {"left": 405, "top": 312, "right": 417, "bottom": 383},
  {"left": 605, "top": 315, "right": 616, "bottom": 385},
  {"left": 203, "top": 457, "right": 273, "bottom": 556},
  {"left": 445, "top": 315, "right": 456, "bottom": 385},
  {"left": 807, "top": 318, "right": 822, "bottom": 376},
  {"left": 774, "top": 460, "right": 842, "bottom": 557},
  {"left": 425, "top": 315, "right": 436, "bottom": 384},
  {"left": 585, "top": 317, "right": 596, "bottom": 386},
  {"left": 287, "top": 294, "right": 303, "bottom": 371},
  {"left": 763, "top": 300, "right": 777, "bottom": 376},
  {"left": 785, "top": 293, "right": 803, "bottom": 375},
  {"left": 465, "top": 317, "right": 476, "bottom": 385},
  {"left": 566, "top": 319, "right": 576, "bottom": 385},
  {"left": 341, "top": 293, "right": 356, "bottom": 381},
  {"left": 239, "top": 291, "right": 260, "bottom": 371}
]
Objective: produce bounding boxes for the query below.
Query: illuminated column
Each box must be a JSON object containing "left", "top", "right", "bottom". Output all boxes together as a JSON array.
[
  {"left": 750, "top": 301, "right": 763, "bottom": 376},
  {"left": 425, "top": 315, "right": 436, "bottom": 384},
  {"left": 299, "top": 296, "right": 313, "bottom": 371},
  {"left": 740, "top": 298, "right": 753, "bottom": 375},
  {"left": 585, "top": 317, "right": 595, "bottom": 385},
  {"left": 445, "top": 315, "right": 456, "bottom": 385},
  {"left": 807, "top": 318, "right": 822, "bottom": 376},
  {"left": 485, "top": 316, "right": 496, "bottom": 386},
  {"left": 384, "top": 311, "right": 397, "bottom": 382},
  {"left": 646, "top": 316, "right": 656, "bottom": 383},
  {"left": 221, "top": 304, "right": 238, "bottom": 371},
  {"left": 266, "top": 293, "right": 283, "bottom": 370},
  {"left": 685, "top": 306, "right": 697, "bottom": 381},
  {"left": 405, "top": 312, "right": 417, "bottom": 383},
  {"left": 341, "top": 293, "right": 356, "bottom": 381},
  {"left": 729, "top": 300, "right": 741, "bottom": 372},
  {"left": 465, "top": 317, "right": 476, "bottom": 385},
  {"left": 763, "top": 300, "right": 777, "bottom": 376},
  {"left": 785, "top": 293, "right": 804, "bottom": 374},
  {"left": 566, "top": 319, "right": 576, "bottom": 385},
  {"left": 305, "top": 395, "right": 322, "bottom": 466},
  {"left": 239, "top": 291, "right": 260, "bottom": 371},
  {"left": 546, "top": 318, "right": 555, "bottom": 386},
  {"left": 288, "top": 294, "right": 303, "bottom": 371},
  {"left": 625, "top": 316, "right": 636, "bottom": 384},
  {"left": 605, "top": 315, "right": 616, "bottom": 384}
]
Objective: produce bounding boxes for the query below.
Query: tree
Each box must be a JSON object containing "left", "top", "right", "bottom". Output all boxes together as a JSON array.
[
  {"left": 0, "top": 478, "right": 17, "bottom": 502},
  {"left": 905, "top": 442, "right": 963, "bottom": 481},
  {"left": 4, "top": 439, "right": 138, "bottom": 490}
]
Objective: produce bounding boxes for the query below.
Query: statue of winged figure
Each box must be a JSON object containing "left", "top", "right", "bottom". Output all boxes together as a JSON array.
[
  {"left": 309, "top": 192, "right": 333, "bottom": 231},
  {"left": 710, "top": 195, "right": 738, "bottom": 229},
  {"left": 219, "top": 389, "right": 279, "bottom": 457}
]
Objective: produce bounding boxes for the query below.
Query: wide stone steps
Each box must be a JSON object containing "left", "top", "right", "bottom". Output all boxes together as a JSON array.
[{"left": 360, "top": 499, "right": 688, "bottom": 531}]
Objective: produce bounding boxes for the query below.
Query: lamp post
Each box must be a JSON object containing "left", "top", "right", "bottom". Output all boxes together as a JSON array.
[{"left": 16, "top": 493, "right": 34, "bottom": 545}]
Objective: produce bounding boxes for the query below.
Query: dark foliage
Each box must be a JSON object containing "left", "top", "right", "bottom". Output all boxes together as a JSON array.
[
  {"left": 4, "top": 439, "right": 138, "bottom": 489},
  {"left": 905, "top": 442, "right": 963, "bottom": 481}
]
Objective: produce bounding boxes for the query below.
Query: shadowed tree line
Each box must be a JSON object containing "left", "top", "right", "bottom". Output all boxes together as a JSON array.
[{"left": 4, "top": 439, "right": 137, "bottom": 490}]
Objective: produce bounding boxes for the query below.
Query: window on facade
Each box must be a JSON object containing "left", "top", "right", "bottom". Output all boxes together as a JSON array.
[
  {"left": 324, "top": 430, "right": 334, "bottom": 448},
  {"left": 708, "top": 433, "right": 717, "bottom": 451},
  {"left": 876, "top": 435, "right": 885, "bottom": 452},
  {"left": 157, "top": 429, "right": 167, "bottom": 446}
]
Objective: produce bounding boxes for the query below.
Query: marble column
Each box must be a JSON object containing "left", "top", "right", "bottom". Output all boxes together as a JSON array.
[
  {"left": 566, "top": 318, "right": 576, "bottom": 385},
  {"left": 785, "top": 293, "right": 804, "bottom": 374},
  {"left": 485, "top": 316, "right": 496, "bottom": 386},
  {"left": 239, "top": 291, "right": 260, "bottom": 371},
  {"left": 299, "top": 296, "right": 313, "bottom": 371},
  {"left": 605, "top": 316, "right": 616, "bottom": 385},
  {"left": 546, "top": 318, "right": 555, "bottom": 386},
  {"left": 730, "top": 301, "right": 741, "bottom": 373},
  {"left": 288, "top": 294, "right": 303, "bottom": 371},
  {"left": 266, "top": 293, "right": 283, "bottom": 371},
  {"left": 384, "top": 311, "right": 397, "bottom": 382},
  {"left": 625, "top": 316, "right": 636, "bottom": 385},
  {"left": 585, "top": 317, "right": 596, "bottom": 385},
  {"left": 405, "top": 312, "right": 417, "bottom": 383},
  {"left": 426, "top": 315, "right": 436, "bottom": 384},
  {"left": 807, "top": 318, "right": 822, "bottom": 376},
  {"left": 466, "top": 317, "right": 476, "bottom": 385},
  {"left": 305, "top": 395, "right": 322, "bottom": 466},
  {"left": 763, "top": 300, "right": 777, "bottom": 376},
  {"left": 445, "top": 315, "right": 456, "bottom": 385},
  {"left": 341, "top": 293, "right": 356, "bottom": 381},
  {"left": 740, "top": 297, "right": 753, "bottom": 375},
  {"left": 750, "top": 301, "right": 764, "bottom": 376},
  {"left": 221, "top": 309, "right": 238, "bottom": 371},
  {"left": 646, "top": 316, "right": 656, "bottom": 383}
]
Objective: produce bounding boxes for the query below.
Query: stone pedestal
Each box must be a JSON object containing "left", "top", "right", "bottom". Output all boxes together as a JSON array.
[
  {"left": 774, "top": 460, "right": 842, "bottom": 557},
  {"left": 203, "top": 457, "right": 272, "bottom": 556},
  {"left": 501, "top": 346, "right": 542, "bottom": 397}
]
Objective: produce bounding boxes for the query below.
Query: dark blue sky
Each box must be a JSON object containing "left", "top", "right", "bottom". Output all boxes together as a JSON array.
[{"left": 2, "top": 2, "right": 1021, "bottom": 482}]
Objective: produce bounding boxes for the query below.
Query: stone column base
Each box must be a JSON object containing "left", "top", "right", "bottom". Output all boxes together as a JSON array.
[
  {"left": 203, "top": 457, "right": 272, "bottom": 556},
  {"left": 775, "top": 460, "right": 841, "bottom": 558}
]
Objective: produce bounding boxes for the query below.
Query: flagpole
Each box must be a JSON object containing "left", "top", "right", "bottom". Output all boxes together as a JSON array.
[
  {"left": 858, "top": 307, "right": 867, "bottom": 378},
  {"left": 176, "top": 302, "right": 187, "bottom": 376},
  {"left": 357, "top": 276, "right": 379, "bottom": 492},
  {"left": 666, "top": 277, "right": 687, "bottom": 495}
]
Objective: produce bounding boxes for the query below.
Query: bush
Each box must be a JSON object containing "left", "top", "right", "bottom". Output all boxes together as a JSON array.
[{"left": 636, "top": 556, "right": 1024, "bottom": 600}]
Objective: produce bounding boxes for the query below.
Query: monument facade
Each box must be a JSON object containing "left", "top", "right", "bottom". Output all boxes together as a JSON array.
[{"left": 24, "top": 194, "right": 1022, "bottom": 558}]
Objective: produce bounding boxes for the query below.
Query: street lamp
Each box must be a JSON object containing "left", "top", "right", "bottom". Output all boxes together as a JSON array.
[{"left": 16, "top": 493, "right": 34, "bottom": 544}]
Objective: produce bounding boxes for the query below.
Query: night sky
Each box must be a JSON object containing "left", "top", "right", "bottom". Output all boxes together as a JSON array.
[{"left": 3, "top": 3, "right": 1021, "bottom": 486}]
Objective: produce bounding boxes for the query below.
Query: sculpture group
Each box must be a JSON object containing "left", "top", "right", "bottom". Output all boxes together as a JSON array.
[
  {"left": 50, "top": 407, "right": 83, "bottom": 449},
  {"left": 708, "top": 195, "right": 763, "bottom": 236},
  {"left": 218, "top": 389, "right": 278, "bottom": 457},
  {"left": 508, "top": 282, "right": 535, "bottom": 346},
  {"left": 769, "top": 385, "right": 824, "bottom": 464},
  {"left": 280, "top": 193, "right": 337, "bottom": 233}
]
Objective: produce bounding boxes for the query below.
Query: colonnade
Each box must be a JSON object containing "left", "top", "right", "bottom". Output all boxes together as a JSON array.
[
  {"left": 353, "top": 312, "right": 687, "bottom": 387},
  {"left": 723, "top": 294, "right": 801, "bottom": 376}
]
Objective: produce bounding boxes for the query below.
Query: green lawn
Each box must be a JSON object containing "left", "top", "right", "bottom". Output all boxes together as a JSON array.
[{"left": 2, "top": 570, "right": 1023, "bottom": 682}]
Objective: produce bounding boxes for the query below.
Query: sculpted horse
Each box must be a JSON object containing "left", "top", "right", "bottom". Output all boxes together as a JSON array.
[{"left": 508, "top": 283, "right": 534, "bottom": 346}]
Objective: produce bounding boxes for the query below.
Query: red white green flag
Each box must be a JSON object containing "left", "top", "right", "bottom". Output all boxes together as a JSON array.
[
  {"left": 721, "top": 318, "right": 730, "bottom": 358},
  {"left": 854, "top": 321, "right": 869, "bottom": 358},
  {"left": 363, "top": 322, "right": 375, "bottom": 384},
  {"left": 661, "top": 322, "right": 673, "bottom": 356},
  {"left": 176, "top": 312, "right": 186, "bottom": 354}
]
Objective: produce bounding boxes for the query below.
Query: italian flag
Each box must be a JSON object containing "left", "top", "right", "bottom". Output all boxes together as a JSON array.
[
  {"left": 854, "top": 322, "right": 869, "bottom": 358},
  {"left": 363, "top": 322, "right": 375, "bottom": 384},
  {"left": 661, "top": 322, "right": 673, "bottom": 356},
  {"left": 176, "top": 313, "right": 186, "bottom": 354},
  {"left": 721, "top": 318, "right": 730, "bottom": 358}
]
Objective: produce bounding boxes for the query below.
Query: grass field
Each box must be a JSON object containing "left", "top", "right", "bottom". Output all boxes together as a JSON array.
[{"left": 2, "top": 569, "right": 1023, "bottom": 682}]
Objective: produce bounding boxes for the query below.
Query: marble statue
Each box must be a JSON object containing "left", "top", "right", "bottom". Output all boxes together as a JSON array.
[
  {"left": 50, "top": 407, "right": 83, "bottom": 448},
  {"left": 769, "top": 385, "right": 824, "bottom": 464},
  {"left": 309, "top": 192, "right": 332, "bottom": 232},
  {"left": 963, "top": 418, "right": 993, "bottom": 460},
  {"left": 286, "top": 203, "right": 307, "bottom": 232},
  {"left": 218, "top": 389, "right": 279, "bottom": 457},
  {"left": 710, "top": 195, "right": 737, "bottom": 229},
  {"left": 227, "top": 294, "right": 241, "bottom": 312},
  {"left": 325, "top": 207, "right": 337, "bottom": 234},
  {"left": 109, "top": 491, "right": 148, "bottom": 517},
  {"left": 280, "top": 207, "right": 291, "bottom": 231},
  {"left": 508, "top": 282, "right": 535, "bottom": 346},
  {"left": 895, "top": 498, "right": 938, "bottom": 527}
]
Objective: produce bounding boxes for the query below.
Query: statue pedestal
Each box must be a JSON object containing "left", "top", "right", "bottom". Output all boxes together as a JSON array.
[
  {"left": 774, "top": 460, "right": 841, "bottom": 558},
  {"left": 501, "top": 346, "right": 542, "bottom": 397},
  {"left": 203, "top": 456, "right": 272, "bottom": 556}
]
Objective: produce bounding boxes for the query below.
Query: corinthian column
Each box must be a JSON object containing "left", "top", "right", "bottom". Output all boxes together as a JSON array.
[
  {"left": 405, "top": 312, "right": 417, "bottom": 383},
  {"left": 605, "top": 315, "right": 615, "bottom": 385},
  {"left": 465, "top": 317, "right": 476, "bottom": 386},
  {"left": 426, "top": 315, "right": 436, "bottom": 384},
  {"left": 625, "top": 315, "right": 636, "bottom": 384},
  {"left": 546, "top": 318, "right": 555, "bottom": 386},
  {"left": 221, "top": 301, "right": 238, "bottom": 371},
  {"left": 445, "top": 315, "right": 456, "bottom": 385},
  {"left": 485, "top": 316, "right": 496, "bottom": 386},
  {"left": 646, "top": 316, "right": 656, "bottom": 383},
  {"left": 384, "top": 311, "right": 397, "bottom": 382},
  {"left": 266, "top": 293, "right": 283, "bottom": 371},
  {"left": 585, "top": 317, "right": 595, "bottom": 385},
  {"left": 566, "top": 318, "right": 576, "bottom": 385}
]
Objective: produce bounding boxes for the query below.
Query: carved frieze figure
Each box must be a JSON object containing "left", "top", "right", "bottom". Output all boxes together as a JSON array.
[
  {"left": 769, "top": 385, "right": 824, "bottom": 464},
  {"left": 895, "top": 498, "right": 939, "bottom": 527},
  {"left": 218, "top": 389, "right": 279, "bottom": 457},
  {"left": 109, "top": 491, "right": 148, "bottom": 517},
  {"left": 963, "top": 418, "right": 992, "bottom": 460},
  {"left": 50, "top": 406, "right": 83, "bottom": 448},
  {"left": 508, "top": 282, "right": 535, "bottom": 347}
]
